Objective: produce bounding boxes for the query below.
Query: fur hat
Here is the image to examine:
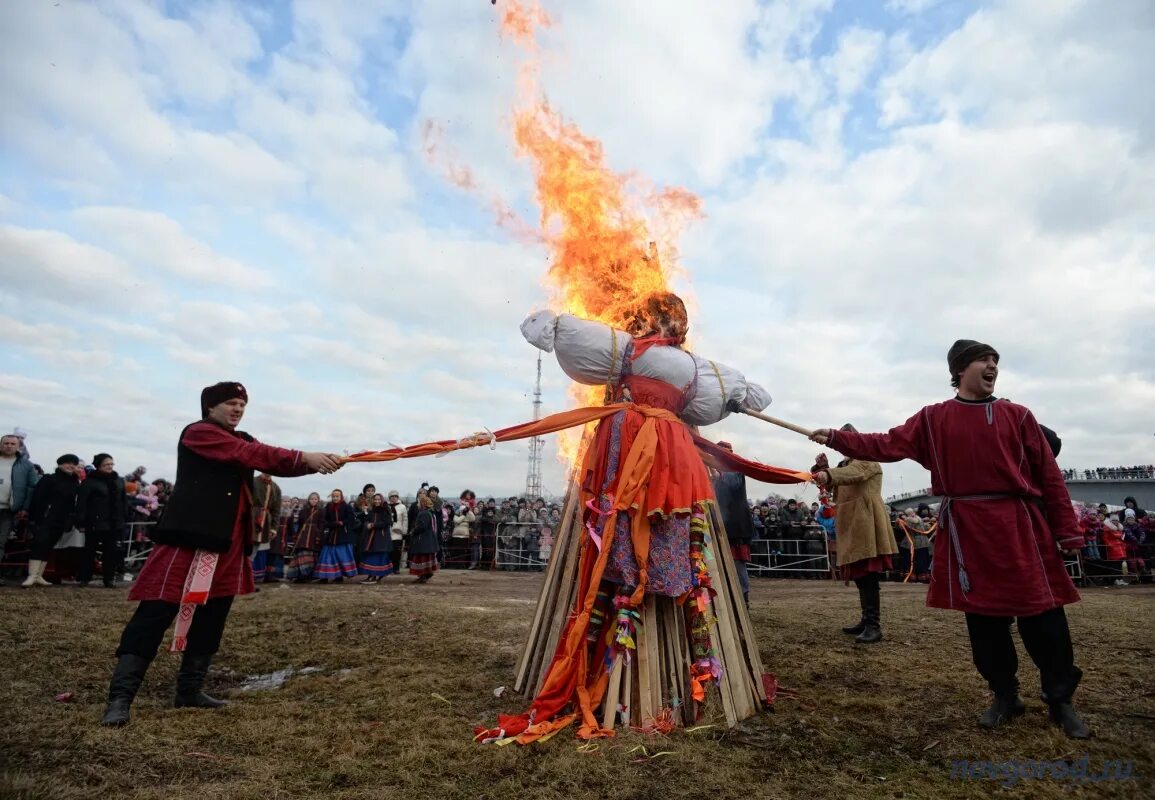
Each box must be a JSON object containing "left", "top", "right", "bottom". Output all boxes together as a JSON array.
[{"left": 200, "top": 381, "right": 248, "bottom": 418}]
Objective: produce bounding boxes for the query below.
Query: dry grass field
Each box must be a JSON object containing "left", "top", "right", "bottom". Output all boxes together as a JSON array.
[{"left": 1, "top": 573, "right": 1151, "bottom": 800}]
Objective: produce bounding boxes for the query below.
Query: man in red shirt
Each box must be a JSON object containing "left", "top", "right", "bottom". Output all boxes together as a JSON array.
[
  {"left": 101, "top": 382, "right": 343, "bottom": 727},
  {"left": 810, "top": 341, "right": 1090, "bottom": 739}
]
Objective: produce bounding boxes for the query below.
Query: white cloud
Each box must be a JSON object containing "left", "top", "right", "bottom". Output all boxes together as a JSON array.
[
  {"left": 0, "top": 225, "right": 162, "bottom": 307},
  {"left": 73, "top": 206, "right": 274, "bottom": 290},
  {"left": 0, "top": 0, "right": 1150, "bottom": 502}
]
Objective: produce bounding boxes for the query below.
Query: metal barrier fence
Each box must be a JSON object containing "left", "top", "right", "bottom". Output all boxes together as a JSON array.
[
  {"left": 493, "top": 522, "right": 548, "bottom": 570},
  {"left": 123, "top": 521, "right": 157, "bottom": 570},
  {"left": 747, "top": 536, "right": 833, "bottom": 577}
]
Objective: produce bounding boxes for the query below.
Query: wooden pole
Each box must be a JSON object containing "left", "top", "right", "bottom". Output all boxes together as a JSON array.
[
  {"left": 515, "top": 482, "right": 580, "bottom": 691},
  {"left": 735, "top": 407, "right": 815, "bottom": 438}
]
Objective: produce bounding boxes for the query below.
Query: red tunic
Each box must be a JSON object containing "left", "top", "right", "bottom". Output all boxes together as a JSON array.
[
  {"left": 129, "top": 422, "right": 309, "bottom": 604},
  {"left": 829, "top": 398, "right": 1081, "bottom": 617}
]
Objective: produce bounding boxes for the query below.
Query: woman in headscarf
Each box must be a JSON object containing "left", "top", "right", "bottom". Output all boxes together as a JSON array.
[
  {"left": 317, "top": 489, "right": 359, "bottom": 583},
  {"left": 408, "top": 492, "right": 439, "bottom": 584},
  {"left": 287, "top": 492, "right": 323, "bottom": 582},
  {"left": 358, "top": 492, "right": 394, "bottom": 583}
]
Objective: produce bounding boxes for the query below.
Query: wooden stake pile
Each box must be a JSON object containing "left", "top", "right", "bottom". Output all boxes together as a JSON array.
[{"left": 514, "top": 480, "right": 768, "bottom": 730}]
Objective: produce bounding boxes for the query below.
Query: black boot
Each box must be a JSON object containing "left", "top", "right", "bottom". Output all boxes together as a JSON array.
[
  {"left": 1048, "top": 702, "right": 1091, "bottom": 739},
  {"left": 842, "top": 579, "right": 867, "bottom": 634},
  {"left": 174, "top": 654, "right": 229, "bottom": 709},
  {"left": 842, "top": 619, "right": 866, "bottom": 635},
  {"left": 978, "top": 694, "right": 1026, "bottom": 728},
  {"left": 99, "top": 654, "right": 152, "bottom": 727},
  {"left": 855, "top": 577, "right": 882, "bottom": 644}
]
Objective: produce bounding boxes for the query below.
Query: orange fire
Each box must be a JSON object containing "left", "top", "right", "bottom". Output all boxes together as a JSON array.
[{"left": 497, "top": 2, "right": 704, "bottom": 464}]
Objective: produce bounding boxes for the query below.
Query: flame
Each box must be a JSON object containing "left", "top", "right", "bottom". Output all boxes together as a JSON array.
[{"left": 495, "top": 2, "right": 705, "bottom": 466}]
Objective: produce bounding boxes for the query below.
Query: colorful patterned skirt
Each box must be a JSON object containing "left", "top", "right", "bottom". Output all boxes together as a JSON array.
[
  {"left": 251, "top": 548, "right": 283, "bottom": 581},
  {"left": 286, "top": 550, "right": 316, "bottom": 579},
  {"left": 359, "top": 552, "right": 394, "bottom": 577},
  {"left": 408, "top": 553, "right": 438, "bottom": 577},
  {"left": 251, "top": 549, "right": 269, "bottom": 582},
  {"left": 316, "top": 544, "right": 357, "bottom": 579}
]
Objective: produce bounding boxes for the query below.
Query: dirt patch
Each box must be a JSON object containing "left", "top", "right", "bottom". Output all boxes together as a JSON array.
[{"left": 1, "top": 574, "right": 1151, "bottom": 799}]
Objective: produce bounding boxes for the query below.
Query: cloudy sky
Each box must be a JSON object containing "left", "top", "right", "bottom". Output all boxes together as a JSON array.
[{"left": 2, "top": 0, "right": 1152, "bottom": 504}]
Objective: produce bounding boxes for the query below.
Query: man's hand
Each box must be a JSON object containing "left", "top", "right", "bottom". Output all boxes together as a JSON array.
[
  {"left": 304, "top": 452, "right": 344, "bottom": 474},
  {"left": 810, "top": 428, "right": 832, "bottom": 445},
  {"left": 812, "top": 470, "right": 830, "bottom": 487},
  {"left": 1061, "top": 548, "right": 1081, "bottom": 558}
]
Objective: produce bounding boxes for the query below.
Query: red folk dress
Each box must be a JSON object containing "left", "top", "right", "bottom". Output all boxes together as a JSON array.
[
  {"left": 828, "top": 397, "right": 1082, "bottom": 617},
  {"left": 129, "top": 422, "right": 308, "bottom": 604}
]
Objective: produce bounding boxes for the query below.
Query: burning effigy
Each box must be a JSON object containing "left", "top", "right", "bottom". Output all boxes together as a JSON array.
[
  {"left": 350, "top": 0, "right": 814, "bottom": 742},
  {"left": 473, "top": 296, "right": 810, "bottom": 745}
]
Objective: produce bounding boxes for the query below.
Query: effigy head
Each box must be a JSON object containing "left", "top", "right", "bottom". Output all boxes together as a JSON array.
[{"left": 623, "top": 291, "right": 688, "bottom": 344}]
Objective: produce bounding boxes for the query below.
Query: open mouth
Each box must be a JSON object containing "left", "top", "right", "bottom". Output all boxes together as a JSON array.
[{"left": 982, "top": 371, "right": 997, "bottom": 382}]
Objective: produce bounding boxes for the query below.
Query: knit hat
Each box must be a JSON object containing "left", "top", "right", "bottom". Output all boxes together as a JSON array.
[
  {"left": 92, "top": 453, "right": 113, "bottom": 468},
  {"left": 1125, "top": 508, "right": 1137, "bottom": 518},
  {"left": 200, "top": 381, "right": 248, "bottom": 418},
  {"left": 948, "top": 340, "right": 999, "bottom": 382},
  {"left": 57, "top": 453, "right": 80, "bottom": 466}
]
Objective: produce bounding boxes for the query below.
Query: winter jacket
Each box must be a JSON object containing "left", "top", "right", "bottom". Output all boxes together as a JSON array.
[
  {"left": 409, "top": 509, "right": 439, "bottom": 555},
  {"left": 389, "top": 501, "right": 408, "bottom": 541},
  {"left": 323, "top": 501, "right": 360, "bottom": 547},
  {"left": 2, "top": 452, "right": 39, "bottom": 512},
  {"left": 452, "top": 508, "right": 476, "bottom": 539},
  {"left": 77, "top": 472, "right": 127, "bottom": 533},
  {"left": 29, "top": 468, "right": 81, "bottom": 534}
]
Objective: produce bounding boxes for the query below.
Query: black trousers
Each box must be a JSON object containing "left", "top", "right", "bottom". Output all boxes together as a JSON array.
[
  {"left": 116, "top": 597, "right": 235, "bottom": 659},
  {"left": 79, "top": 528, "right": 122, "bottom": 583},
  {"left": 965, "top": 607, "right": 1081, "bottom": 704}
]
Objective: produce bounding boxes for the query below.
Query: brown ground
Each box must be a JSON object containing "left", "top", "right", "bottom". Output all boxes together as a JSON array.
[{"left": 1, "top": 574, "right": 1151, "bottom": 800}]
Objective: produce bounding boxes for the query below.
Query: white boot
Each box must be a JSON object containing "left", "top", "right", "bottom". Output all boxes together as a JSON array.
[{"left": 22, "top": 560, "right": 50, "bottom": 587}]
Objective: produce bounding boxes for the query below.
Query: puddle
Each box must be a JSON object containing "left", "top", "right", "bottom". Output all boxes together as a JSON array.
[
  {"left": 239, "top": 665, "right": 325, "bottom": 691},
  {"left": 239, "top": 667, "right": 296, "bottom": 692}
]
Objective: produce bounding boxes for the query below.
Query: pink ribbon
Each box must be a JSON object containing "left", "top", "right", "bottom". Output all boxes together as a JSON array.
[{"left": 584, "top": 497, "right": 615, "bottom": 553}]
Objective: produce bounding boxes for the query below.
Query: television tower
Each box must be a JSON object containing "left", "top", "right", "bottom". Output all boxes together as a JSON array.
[{"left": 525, "top": 351, "right": 544, "bottom": 498}]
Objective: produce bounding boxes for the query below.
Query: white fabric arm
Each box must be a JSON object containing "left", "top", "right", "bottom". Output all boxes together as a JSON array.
[
  {"left": 520, "top": 310, "right": 559, "bottom": 353},
  {"left": 680, "top": 355, "right": 772, "bottom": 426}
]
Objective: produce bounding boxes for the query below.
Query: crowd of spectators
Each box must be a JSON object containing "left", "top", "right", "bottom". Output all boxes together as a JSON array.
[
  {"left": 1073, "top": 497, "right": 1152, "bottom": 585},
  {"left": 2, "top": 428, "right": 1151, "bottom": 590},
  {"left": 270, "top": 484, "right": 567, "bottom": 579},
  {"left": 1061, "top": 465, "right": 1155, "bottom": 481}
]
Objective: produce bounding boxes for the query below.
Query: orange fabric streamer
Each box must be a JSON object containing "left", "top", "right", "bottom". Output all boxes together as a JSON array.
[
  {"left": 896, "top": 517, "right": 938, "bottom": 583},
  {"left": 344, "top": 403, "right": 813, "bottom": 486},
  {"left": 463, "top": 402, "right": 810, "bottom": 745}
]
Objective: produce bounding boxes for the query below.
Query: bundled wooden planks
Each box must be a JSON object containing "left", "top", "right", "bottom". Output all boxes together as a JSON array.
[{"left": 513, "top": 480, "right": 768, "bottom": 731}]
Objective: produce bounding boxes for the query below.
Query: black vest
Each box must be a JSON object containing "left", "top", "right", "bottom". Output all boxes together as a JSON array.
[{"left": 150, "top": 422, "right": 255, "bottom": 553}]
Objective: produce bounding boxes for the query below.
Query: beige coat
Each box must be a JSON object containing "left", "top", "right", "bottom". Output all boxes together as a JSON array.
[
  {"left": 828, "top": 460, "right": 898, "bottom": 566},
  {"left": 251, "top": 476, "right": 282, "bottom": 545}
]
